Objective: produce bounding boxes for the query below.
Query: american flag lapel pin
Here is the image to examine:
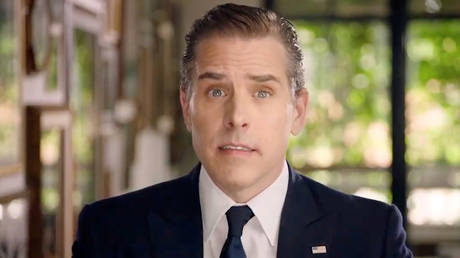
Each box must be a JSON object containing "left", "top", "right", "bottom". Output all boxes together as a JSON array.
[{"left": 312, "top": 245, "right": 327, "bottom": 254}]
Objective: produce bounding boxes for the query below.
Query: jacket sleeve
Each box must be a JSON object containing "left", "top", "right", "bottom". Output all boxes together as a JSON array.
[
  {"left": 72, "top": 205, "right": 94, "bottom": 258},
  {"left": 383, "top": 204, "right": 414, "bottom": 258}
]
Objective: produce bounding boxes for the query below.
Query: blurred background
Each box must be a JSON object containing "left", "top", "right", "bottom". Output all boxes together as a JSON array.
[{"left": 0, "top": 0, "right": 459, "bottom": 257}]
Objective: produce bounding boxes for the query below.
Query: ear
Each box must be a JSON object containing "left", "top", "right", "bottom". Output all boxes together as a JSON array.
[
  {"left": 180, "top": 88, "right": 192, "bottom": 132},
  {"left": 290, "top": 88, "right": 309, "bottom": 136}
]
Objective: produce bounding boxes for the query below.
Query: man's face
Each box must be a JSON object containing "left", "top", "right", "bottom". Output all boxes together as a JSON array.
[{"left": 180, "top": 35, "right": 308, "bottom": 201}]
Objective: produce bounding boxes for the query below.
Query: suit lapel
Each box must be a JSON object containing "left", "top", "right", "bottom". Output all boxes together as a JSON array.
[
  {"left": 147, "top": 164, "right": 203, "bottom": 258},
  {"left": 146, "top": 163, "right": 338, "bottom": 258},
  {"left": 277, "top": 165, "right": 337, "bottom": 258}
]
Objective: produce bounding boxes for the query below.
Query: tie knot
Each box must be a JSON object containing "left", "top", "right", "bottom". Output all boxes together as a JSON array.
[{"left": 225, "top": 205, "right": 254, "bottom": 237}]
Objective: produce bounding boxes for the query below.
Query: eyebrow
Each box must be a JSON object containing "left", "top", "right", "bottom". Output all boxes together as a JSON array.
[
  {"left": 198, "top": 72, "right": 281, "bottom": 84},
  {"left": 246, "top": 74, "right": 281, "bottom": 84},
  {"left": 198, "top": 72, "right": 226, "bottom": 80}
]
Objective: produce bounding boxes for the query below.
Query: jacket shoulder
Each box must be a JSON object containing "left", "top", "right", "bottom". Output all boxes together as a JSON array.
[
  {"left": 81, "top": 173, "right": 193, "bottom": 224},
  {"left": 72, "top": 171, "right": 199, "bottom": 257}
]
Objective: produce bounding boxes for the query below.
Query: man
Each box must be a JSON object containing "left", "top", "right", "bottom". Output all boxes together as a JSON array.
[{"left": 72, "top": 3, "right": 413, "bottom": 258}]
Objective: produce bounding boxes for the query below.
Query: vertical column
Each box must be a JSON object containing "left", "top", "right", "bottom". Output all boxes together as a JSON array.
[
  {"left": 390, "top": 0, "right": 408, "bottom": 228},
  {"left": 25, "top": 106, "right": 43, "bottom": 258}
]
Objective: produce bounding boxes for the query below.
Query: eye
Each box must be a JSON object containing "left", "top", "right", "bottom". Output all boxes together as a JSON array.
[
  {"left": 256, "top": 90, "right": 271, "bottom": 98},
  {"left": 208, "top": 88, "right": 226, "bottom": 98}
]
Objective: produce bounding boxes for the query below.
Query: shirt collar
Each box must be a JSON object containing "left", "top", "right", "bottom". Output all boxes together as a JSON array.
[{"left": 199, "top": 161, "right": 289, "bottom": 246}]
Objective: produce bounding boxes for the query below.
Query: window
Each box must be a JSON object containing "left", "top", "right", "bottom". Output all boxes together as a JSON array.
[
  {"left": 288, "top": 21, "right": 392, "bottom": 202},
  {"left": 0, "top": 0, "right": 20, "bottom": 167},
  {"left": 406, "top": 20, "right": 460, "bottom": 249},
  {"left": 273, "top": 0, "right": 460, "bottom": 254}
]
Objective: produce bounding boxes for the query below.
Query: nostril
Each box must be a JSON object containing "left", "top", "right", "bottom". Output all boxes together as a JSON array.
[{"left": 224, "top": 121, "right": 248, "bottom": 129}]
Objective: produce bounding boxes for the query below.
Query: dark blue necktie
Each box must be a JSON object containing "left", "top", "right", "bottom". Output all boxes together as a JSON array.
[{"left": 219, "top": 205, "right": 254, "bottom": 258}]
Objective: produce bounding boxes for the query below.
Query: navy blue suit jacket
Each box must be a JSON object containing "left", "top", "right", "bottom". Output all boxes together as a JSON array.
[{"left": 72, "top": 163, "right": 413, "bottom": 258}]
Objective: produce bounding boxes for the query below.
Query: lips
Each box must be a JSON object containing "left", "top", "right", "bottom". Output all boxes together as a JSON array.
[{"left": 218, "top": 144, "right": 255, "bottom": 152}]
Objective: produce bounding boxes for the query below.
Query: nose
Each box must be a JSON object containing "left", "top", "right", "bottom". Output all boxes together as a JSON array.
[{"left": 223, "top": 93, "right": 249, "bottom": 129}]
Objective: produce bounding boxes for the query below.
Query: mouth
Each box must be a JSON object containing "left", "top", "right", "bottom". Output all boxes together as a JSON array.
[{"left": 218, "top": 143, "right": 256, "bottom": 154}]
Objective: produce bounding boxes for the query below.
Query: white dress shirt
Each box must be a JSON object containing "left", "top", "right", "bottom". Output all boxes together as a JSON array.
[{"left": 199, "top": 161, "right": 289, "bottom": 258}]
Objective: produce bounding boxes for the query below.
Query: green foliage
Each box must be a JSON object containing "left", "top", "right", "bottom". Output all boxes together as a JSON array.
[
  {"left": 46, "top": 41, "right": 59, "bottom": 91},
  {"left": 72, "top": 29, "right": 96, "bottom": 205},
  {"left": 288, "top": 21, "right": 391, "bottom": 169},
  {"left": 288, "top": 19, "right": 460, "bottom": 169},
  {"left": 0, "top": 1, "right": 19, "bottom": 164},
  {"left": 407, "top": 20, "right": 460, "bottom": 165}
]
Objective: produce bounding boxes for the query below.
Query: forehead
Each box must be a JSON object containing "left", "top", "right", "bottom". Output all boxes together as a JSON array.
[{"left": 194, "top": 35, "right": 289, "bottom": 79}]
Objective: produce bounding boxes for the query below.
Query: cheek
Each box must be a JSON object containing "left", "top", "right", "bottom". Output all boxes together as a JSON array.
[
  {"left": 265, "top": 103, "right": 294, "bottom": 128},
  {"left": 258, "top": 104, "right": 294, "bottom": 143},
  {"left": 190, "top": 102, "right": 222, "bottom": 139}
]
